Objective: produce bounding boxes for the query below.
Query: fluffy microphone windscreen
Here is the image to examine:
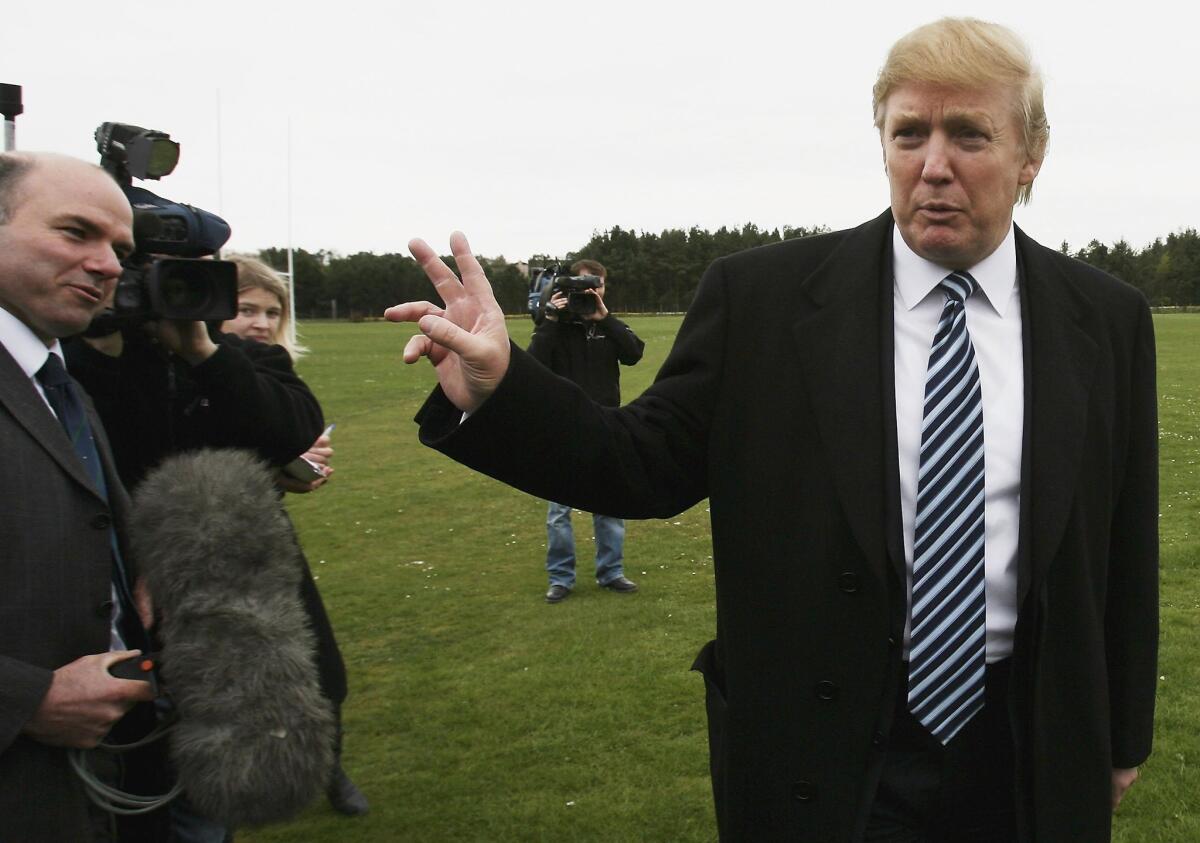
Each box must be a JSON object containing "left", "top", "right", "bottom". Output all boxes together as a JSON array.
[{"left": 130, "top": 449, "right": 336, "bottom": 826}]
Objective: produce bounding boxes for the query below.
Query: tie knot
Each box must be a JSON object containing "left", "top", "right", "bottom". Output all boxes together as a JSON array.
[
  {"left": 939, "top": 271, "right": 979, "bottom": 305},
  {"left": 36, "top": 353, "right": 72, "bottom": 389}
]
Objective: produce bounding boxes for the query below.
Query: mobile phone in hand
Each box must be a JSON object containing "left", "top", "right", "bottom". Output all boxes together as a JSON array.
[{"left": 282, "top": 423, "right": 335, "bottom": 481}]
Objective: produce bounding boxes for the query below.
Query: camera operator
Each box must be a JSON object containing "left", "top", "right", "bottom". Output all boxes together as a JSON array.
[
  {"left": 63, "top": 256, "right": 323, "bottom": 843},
  {"left": 64, "top": 305, "right": 323, "bottom": 492},
  {"left": 527, "top": 259, "right": 644, "bottom": 603}
]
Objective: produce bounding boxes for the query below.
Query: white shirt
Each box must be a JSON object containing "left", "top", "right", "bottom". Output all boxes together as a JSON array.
[
  {"left": 892, "top": 225, "right": 1023, "bottom": 662},
  {"left": 0, "top": 305, "right": 65, "bottom": 409},
  {"left": 0, "top": 305, "right": 126, "bottom": 650}
]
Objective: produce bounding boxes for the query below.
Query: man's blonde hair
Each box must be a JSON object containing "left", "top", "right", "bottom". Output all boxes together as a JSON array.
[
  {"left": 872, "top": 18, "right": 1049, "bottom": 204},
  {"left": 227, "top": 255, "right": 308, "bottom": 360}
]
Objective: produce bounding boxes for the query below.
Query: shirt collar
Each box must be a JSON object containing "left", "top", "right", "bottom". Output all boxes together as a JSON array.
[
  {"left": 0, "top": 305, "right": 65, "bottom": 378},
  {"left": 892, "top": 223, "right": 1018, "bottom": 317}
]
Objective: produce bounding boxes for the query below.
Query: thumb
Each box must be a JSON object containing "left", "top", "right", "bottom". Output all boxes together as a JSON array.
[{"left": 418, "top": 314, "right": 494, "bottom": 360}]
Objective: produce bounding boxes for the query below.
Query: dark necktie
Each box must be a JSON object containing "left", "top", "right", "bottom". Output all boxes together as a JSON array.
[
  {"left": 907, "top": 271, "right": 986, "bottom": 745},
  {"left": 36, "top": 353, "right": 137, "bottom": 645}
]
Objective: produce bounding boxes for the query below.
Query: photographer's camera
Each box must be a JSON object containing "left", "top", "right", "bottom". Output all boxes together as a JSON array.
[{"left": 86, "top": 122, "right": 237, "bottom": 336}]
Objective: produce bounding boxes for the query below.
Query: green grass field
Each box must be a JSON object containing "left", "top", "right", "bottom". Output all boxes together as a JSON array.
[{"left": 240, "top": 313, "right": 1199, "bottom": 842}]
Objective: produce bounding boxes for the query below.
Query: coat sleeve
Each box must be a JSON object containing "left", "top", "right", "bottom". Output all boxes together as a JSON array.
[
  {"left": 418, "top": 257, "right": 732, "bottom": 519},
  {"left": 0, "top": 656, "right": 53, "bottom": 753},
  {"left": 526, "top": 320, "right": 562, "bottom": 367},
  {"left": 599, "top": 316, "right": 645, "bottom": 366},
  {"left": 1104, "top": 298, "right": 1159, "bottom": 769},
  {"left": 188, "top": 335, "right": 325, "bottom": 465}
]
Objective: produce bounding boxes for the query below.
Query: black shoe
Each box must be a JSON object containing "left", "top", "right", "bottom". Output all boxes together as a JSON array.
[
  {"left": 327, "top": 765, "right": 369, "bottom": 816},
  {"left": 545, "top": 584, "right": 571, "bottom": 603},
  {"left": 600, "top": 576, "right": 638, "bottom": 593}
]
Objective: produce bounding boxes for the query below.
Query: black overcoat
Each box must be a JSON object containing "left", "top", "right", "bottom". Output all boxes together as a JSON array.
[{"left": 416, "top": 210, "right": 1158, "bottom": 841}]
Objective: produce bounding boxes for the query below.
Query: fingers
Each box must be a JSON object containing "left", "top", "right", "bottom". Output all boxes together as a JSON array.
[
  {"left": 415, "top": 312, "right": 489, "bottom": 360},
  {"left": 1112, "top": 767, "right": 1139, "bottom": 809},
  {"left": 403, "top": 332, "right": 435, "bottom": 364},
  {"left": 102, "top": 649, "right": 142, "bottom": 669},
  {"left": 448, "top": 231, "right": 491, "bottom": 297},
  {"left": 305, "top": 447, "right": 332, "bottom": 464},
  {"left": 103, "top": 652, "right": 156, "bottom": 702},
  {"left": 401, "top": 313, "right": 484, "bottom": 362},
  {"left": 408, "top": 232, "right": 496, "bottom": 303},
  {"left": 384, "top": 301, "right": 445, "bottom": 323},
  {"left": 409, "top": 237, "right": 469, "bottom": 306},
  {"left": 130, "top": 682, "right": 156, "bottom": 702},
  {"left": 134, "top": 577, "right": 155, "bottom": 629}
]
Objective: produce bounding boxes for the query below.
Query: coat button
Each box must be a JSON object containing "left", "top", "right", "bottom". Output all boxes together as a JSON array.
[
  {"left": 872, "top": 731, "right": 887, "bottom": 747},
  {"left": 837, "top": 572, "right": 859, "bottom": 593},
  {"left": 96, "top": 599, "right": 115, "bottom": 618},
  {"left": 815, "top": 680, "right": 838, "bottom": 701},
  {"left": 91, "top": 513, "right": 111, "bottom": 530},
  {"left": 791, "top": 780, "right": 817, "bottom": 802}
]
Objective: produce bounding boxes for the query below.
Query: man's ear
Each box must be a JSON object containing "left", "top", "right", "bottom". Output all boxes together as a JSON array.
[{"left": 1018, "top": 155, "right": 1042, "bottom": 187}]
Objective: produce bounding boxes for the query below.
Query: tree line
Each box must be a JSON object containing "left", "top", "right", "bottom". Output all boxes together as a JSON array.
[{"left": 257, "top": 224, "right": 1199, "bottom": 320}]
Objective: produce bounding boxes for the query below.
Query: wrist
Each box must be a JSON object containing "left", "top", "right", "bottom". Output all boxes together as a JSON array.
[{"left": 179, "top": 337, "right": 219, "bottom": 366}]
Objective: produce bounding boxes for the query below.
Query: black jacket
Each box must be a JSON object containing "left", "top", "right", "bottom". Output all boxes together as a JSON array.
[
  {"left": 526, "top": 314, "right": 644, "bottom": 407},
  {"left": 64, "top": 329, "right": 323, "bottom": 489},
  {"left": 417, "top": 211, "right": 1157, "bottom": 842}
]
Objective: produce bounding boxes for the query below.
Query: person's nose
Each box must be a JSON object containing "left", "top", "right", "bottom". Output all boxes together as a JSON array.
[
  {"left": 252, "top": 312, "right": 270, "bottom": 328},
  {"left": 921, "top": 133, "right": 954, "bottom": 184},
  {"left": 82, "top": 244, "right": 124, "bottom": 282}
]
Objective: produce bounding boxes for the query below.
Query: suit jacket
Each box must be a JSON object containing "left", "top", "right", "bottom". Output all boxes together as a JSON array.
[
  {"left": 416, "top": 210, "right": 1158, "bottom": 842},
  {"left": 0, "top": 341, "right": 148, "bottom": 840}
]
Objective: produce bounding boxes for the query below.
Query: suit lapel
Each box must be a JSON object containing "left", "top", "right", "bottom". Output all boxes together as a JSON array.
[
  {"left": 792, "top": 210, "right": 895, "bottom": 587},
  {"left": 1016, "top": 228, "right": 1098, "bottom": 604},
  {"left": 0, "top": 343, "right": 106, "bottom": 501}
]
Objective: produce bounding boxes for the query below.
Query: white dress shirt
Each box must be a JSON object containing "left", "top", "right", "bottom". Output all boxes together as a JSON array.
[
  {"left": 892, "top": 225, "right": 1023, "bottom": 663},
  {"left": 0, "top": 305, "right": 65, "bottom": 409}
]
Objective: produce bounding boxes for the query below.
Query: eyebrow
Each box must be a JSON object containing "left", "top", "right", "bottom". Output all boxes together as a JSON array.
[
  {"left": 941, "top": 108, "right": 996, "bottom": 128},
  {"left": 887, "top": 107, "right": 995, "bottom": 127},
  {"left": 58, "top": 213, "right": 136, "bottom": 258}
]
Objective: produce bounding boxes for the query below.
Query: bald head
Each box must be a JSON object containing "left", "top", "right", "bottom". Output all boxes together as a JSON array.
[
  {"left": 0, "top": 152, "right": 134, "bottom": 343},
  {"left": 0, "top": 152, "right": 124, "bottom": 224}
]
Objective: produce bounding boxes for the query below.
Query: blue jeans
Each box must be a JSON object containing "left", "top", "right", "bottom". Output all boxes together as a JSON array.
[
  {"left": 170, "top": 797, "right": 229, "bottom": 843},
  {"left": 545, "top": 502, "right": 625, "bottom": 588}
]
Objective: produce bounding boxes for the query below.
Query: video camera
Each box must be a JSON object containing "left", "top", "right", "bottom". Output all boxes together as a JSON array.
[
  {"left": 86, "top": 122, "right": 237, "bottom": 336},
  {"left": 528, "top": 263, "right": 602, "bottom": 324}
]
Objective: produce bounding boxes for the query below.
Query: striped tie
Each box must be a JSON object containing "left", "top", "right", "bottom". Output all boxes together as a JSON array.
[
  {"left": 907, "top": 271, "right": 986, "bottom": 745},
  {"left": 37, "top": 352, "right": 139, "bottom": 649}
]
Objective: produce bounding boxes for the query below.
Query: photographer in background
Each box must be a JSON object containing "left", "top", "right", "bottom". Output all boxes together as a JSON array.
[{"left": 528, "top": 259, "right": 644, "bottom": 603}]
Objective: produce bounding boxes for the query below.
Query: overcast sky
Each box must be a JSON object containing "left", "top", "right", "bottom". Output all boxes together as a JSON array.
[{"left": 5, "top": 1, "right": 1197, "bottom": 262}]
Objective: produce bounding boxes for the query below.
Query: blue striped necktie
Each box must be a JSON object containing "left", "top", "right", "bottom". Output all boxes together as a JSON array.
[
  {"left": 37, "top": 352, "right": 137, "bottom": 647},
  {"left": 907, "top": 270, "right": 986, "bottom": 745}
]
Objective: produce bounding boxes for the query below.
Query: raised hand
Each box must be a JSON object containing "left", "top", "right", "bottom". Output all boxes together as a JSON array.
[{"left": 384, "top": 232, "right": 511, "bottom": 413}]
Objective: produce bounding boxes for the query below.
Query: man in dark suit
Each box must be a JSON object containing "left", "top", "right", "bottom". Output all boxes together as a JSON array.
[
  {"left": 385, "top": 18, "right": 1157, "bottom": 842},
  {"left": 0, "top": 151, "right": 157, "bottom": 840}
]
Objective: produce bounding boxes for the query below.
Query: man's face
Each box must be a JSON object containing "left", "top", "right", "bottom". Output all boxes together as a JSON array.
[
  {"left": 0, "top": 158, "right": 134, "bottom": 345},
  {"left": 881, "top": 82, "right": 1042, "bottom": 269}
]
